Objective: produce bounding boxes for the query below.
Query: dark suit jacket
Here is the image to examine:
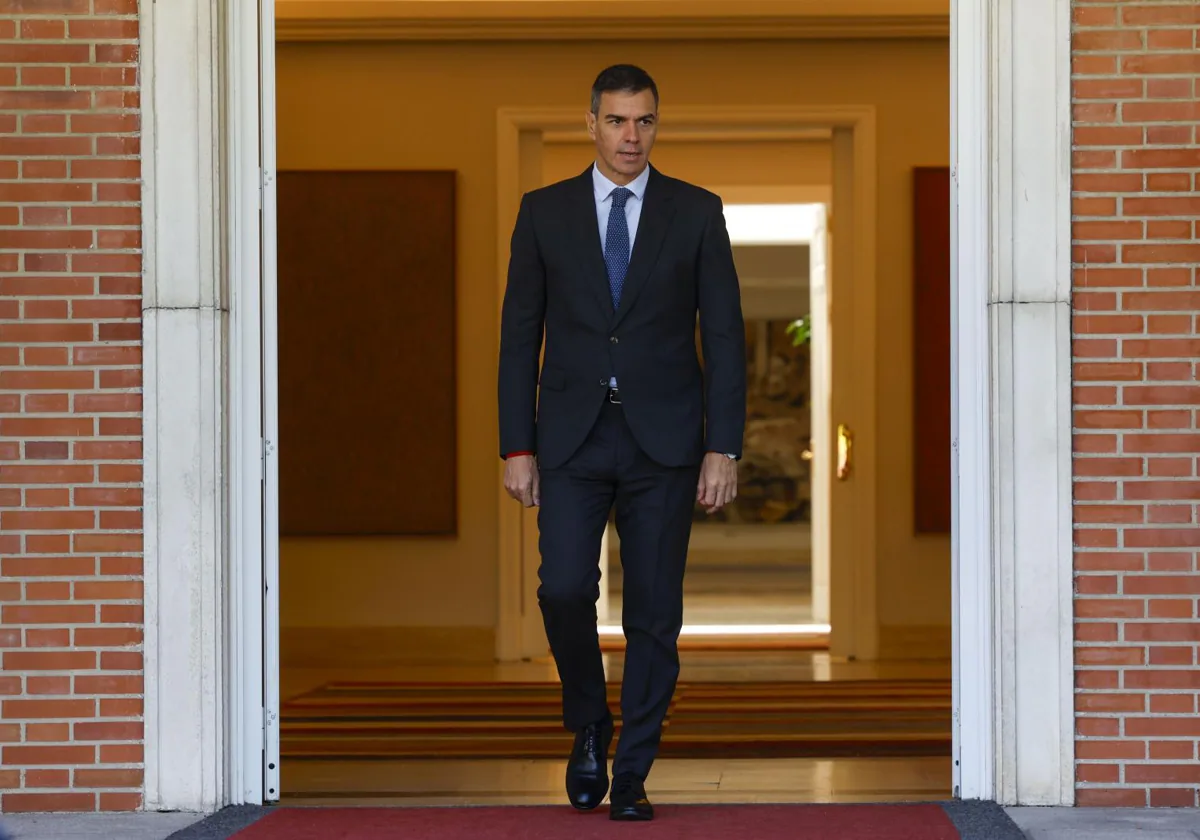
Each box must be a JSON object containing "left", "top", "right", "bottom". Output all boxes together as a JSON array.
[{"left": 498, "top": 165, "right": 747, "bottom": 471}]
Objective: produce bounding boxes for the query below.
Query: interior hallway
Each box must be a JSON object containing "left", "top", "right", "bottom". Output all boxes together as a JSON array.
[{"left": 279, "top": 650, "right": 951, "bottom": 804}]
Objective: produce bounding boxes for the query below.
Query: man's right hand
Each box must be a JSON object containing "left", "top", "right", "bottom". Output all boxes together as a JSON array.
[{"left": 504, "top": 454, "right": 540, "bottom": 507}]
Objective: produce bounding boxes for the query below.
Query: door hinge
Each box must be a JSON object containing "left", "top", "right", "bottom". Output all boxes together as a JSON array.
[{"left": 261, "top": 438, "right": 273, "bottom": 482}]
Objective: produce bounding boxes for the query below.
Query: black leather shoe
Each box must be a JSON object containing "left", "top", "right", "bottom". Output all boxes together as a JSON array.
[
  {"left": 565, "top": 714, "right": 613, "bottom": 811},
  {"left": 609, "top": 773, "right": 654, "bottom": 821}
]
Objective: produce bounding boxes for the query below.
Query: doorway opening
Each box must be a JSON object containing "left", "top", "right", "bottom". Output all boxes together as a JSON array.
[
  {"left": 495, "top": 107, "right": 881, "bottom": 664},
  {"left": 600, "top": 201, "right": 832, "bottom": 638},
  {"left": 260, "top": 7, "right": 953, "bottom": 808}
]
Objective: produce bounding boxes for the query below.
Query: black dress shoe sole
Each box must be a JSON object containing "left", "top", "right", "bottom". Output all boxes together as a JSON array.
[{"left": 568, "top": 790, "right": 608, "bottom": 812}]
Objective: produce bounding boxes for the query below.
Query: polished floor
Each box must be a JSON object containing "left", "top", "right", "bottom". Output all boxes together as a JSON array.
[
  {"left": 282, "top": 651, "right": 951, "bottom": 700},
  {"left": 280, "top": 650, "right": 952, "bottom": 805},
  {"left": 605, "top": 544, "right": 814, "bottom": 627},
  {"left": 608, "top": 565, "right": 814, "bottom": 626},
  {"left": 280, "top": 558, "right": 950, "bottom": 806}
]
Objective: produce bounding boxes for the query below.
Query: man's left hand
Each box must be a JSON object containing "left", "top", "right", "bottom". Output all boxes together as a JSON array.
[{"left": 697, "top": 452, "right": 737, "bottom": 514}]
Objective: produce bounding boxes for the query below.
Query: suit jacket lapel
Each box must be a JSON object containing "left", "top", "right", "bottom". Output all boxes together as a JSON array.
[
  {"left": 613, "top": 165, "right": 675, "bottom": 327},
  {"left": 566, "top": 167, "right": 616, "bottom": 319}
]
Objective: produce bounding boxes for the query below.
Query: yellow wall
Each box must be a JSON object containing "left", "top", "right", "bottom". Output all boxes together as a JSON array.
[
  {"left": 542, "top": 139, "right": 832, "bottom": 189},
  {"left": 276, "top": 37, "right": 951, "bottom": 642}
]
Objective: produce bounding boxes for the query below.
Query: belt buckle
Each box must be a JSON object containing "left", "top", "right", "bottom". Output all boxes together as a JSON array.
[{"left": 608, "top": 388, "right": 621, "bottom": 405}]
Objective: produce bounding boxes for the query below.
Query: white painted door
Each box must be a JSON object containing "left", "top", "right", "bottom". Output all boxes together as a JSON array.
[
  {"left": 807, "top": 205, "right": 831, "bottom": 626},
  {"left": 828, "top": 128, "right": 877, "bottom": 660},
  {"left": 259, "top": 0, "right": 282, "bottom": 804}
]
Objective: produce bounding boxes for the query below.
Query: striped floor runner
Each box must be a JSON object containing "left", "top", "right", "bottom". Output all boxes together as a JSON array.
[{"left": 280, "top": 679, "right": 951, "bottom": 760}]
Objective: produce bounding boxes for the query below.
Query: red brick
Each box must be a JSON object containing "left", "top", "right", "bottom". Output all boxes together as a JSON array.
[
  {"left": 74, "top": 722, "right": 141, "bottom": 742},
  {"left": 1148, "top": 647, "right": 1196, "bottom": 667},
  {"left": 1075, "top": 598, "right": 1145, "bottom": 619},
  {"left": 1149, "top": 789, "right": 1199, "bottom": 808},
  {"left": 1126, "top": 715, "right": 1200, "bottom": 736},
  {"left": 1149, "top": 737, "right": 1196, "bottom": 757},
  {"left": 2, "top": 793, "right": 95, "bottom": 812},
  {"left": 3, "top": 700, "right": 95, "bottom": 720},
  {"left": 1125, "top": 529, "right": 1200, "bottom": 549},
  {"left": 1124, "top": 102, "right": 1200, "bottom": 124},
  {"left": 1074, "top": 32, "right": 1145, "bottom": 54},
  {"left": 73, "top": 768, "right": 142, "bottom": 788},
  {"left": 1077, "top": 718, "right": 1121, "bottom": 738},
  {"left": 1146, "top": 172, "right": 1193, "bottom": 192},
  {"left": 74, "top": 676, "right": 141, "bottom": 696},
  {"left": 1075, "top": 692, "right": 1146, "bottom": 712},
  {"left": 24, "top": 769, "right": 70, "bottom": 788},
  {"left": 1076, "top": 740, "right": 1147, "bottom": 761},
  {"left": 1075, "top": 789, "right": 1148, "bottom": 807},
  {"left": 2, "top": 745, "right": 95, "bottom": 767},
  {"left": 98, "top": 743, "right": 141, "bottom": 763},
  {"left": 98, "top": 792, "right": 142, "bottom": 811},
  {"left": 1122, "top": 5, "right": 1200, "bottom": 25}
]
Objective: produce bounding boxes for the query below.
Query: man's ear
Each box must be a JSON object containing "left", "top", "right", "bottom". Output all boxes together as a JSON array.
[{"left": 585, "top": 111, "right": 597, "bottom": 139}]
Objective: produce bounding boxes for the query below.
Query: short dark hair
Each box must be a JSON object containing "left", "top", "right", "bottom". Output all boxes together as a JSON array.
[{"left": 590, "top": 64, "right": 659, "bottom": 115}]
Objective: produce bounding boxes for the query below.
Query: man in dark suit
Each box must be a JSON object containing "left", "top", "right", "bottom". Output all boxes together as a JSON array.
[{"left": 498, "top": 64, "right": 746, "bottom": 821}]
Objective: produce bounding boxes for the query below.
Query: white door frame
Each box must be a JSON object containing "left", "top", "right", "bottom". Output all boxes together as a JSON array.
[
  {"left": 259, "top": 0, "right": 283, "bottom": 805},
  {"left": 139, "top": 0, "right": 278, "bottom": 810},
  {"left": 950, "top": 0, "right": 1074, "bottom": 804},
  {"left": 142, "top": 0, "right": 1073, "bottom": 810}
]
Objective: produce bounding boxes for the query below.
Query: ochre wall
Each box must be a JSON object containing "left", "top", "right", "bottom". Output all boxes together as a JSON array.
[
  {"left": 275, "top": 37, "right": 951, "bottom": 645},
  {"left": 542, "top": 138, "right": 833, "bottom": 188}
]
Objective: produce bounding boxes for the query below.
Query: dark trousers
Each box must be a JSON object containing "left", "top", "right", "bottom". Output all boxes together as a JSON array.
[{"left": 536, "top": 398, "right": 700, "bottom": 781}]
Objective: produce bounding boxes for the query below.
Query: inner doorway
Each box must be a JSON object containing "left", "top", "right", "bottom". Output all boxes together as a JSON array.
[
  {"left": 496, "top": 108, "right": 879, "bottom": 663},
  {"left": 600, "top": 198, "right": 832, "bottom": 635}
]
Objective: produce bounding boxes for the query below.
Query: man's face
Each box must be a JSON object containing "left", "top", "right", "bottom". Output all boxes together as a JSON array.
[{"left": 586, "top": 89, "right": 658, "bottom": 185}]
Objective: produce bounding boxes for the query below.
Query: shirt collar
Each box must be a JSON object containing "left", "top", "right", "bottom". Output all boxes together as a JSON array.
[{"left": 593, "top": 162, "right": 650, "bottom": 203}]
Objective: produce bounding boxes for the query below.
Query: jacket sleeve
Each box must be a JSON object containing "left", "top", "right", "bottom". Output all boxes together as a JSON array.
[
  {"left": 696, "top": 196, "right": 747, "bottom": 457},
  {"left": 497, "top": 193, "right": 546, "bottom": 459}
]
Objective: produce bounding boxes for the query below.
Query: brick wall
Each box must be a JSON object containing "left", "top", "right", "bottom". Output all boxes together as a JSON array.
[
  {"left": 0, "top": 0, "right": 144, "bottom": 813},
  {"left": 1072, "top": 0, "right": 1200, "bottom": 809}
]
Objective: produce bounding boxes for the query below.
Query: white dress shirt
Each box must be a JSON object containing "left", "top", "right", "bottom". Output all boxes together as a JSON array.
[
  {"left": 593, "top": 161, "right": 650, "bottom": 253},
  {"left": 593, "top": 163, "right": 650, "bottom": 388}
]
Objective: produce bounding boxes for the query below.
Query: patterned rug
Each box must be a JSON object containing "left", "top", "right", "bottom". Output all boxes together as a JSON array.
[{"left": 280, "top": 679, "right": 951, "bottom": 760}]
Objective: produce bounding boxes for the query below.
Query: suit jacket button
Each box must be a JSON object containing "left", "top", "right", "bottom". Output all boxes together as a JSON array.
[{"left": 610, "top": 336, "right": 619, "bottom": 344}]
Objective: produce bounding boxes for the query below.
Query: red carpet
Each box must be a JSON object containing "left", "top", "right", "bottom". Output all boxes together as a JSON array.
[{"left": 229, "top": 804, "right": 962, "bottom": 839}]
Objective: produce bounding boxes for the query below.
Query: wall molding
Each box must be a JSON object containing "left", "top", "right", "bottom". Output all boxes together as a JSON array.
[
  {"left": 140, "top": 0, "right": 227, "bottom": 813},
  {"left": 276, "top": 0, "right": 948, "bottom": 42},
  {"left": 991, "top": 0, "right": 1075, "bottom": 808},
  {"left": 952, "top": 0, "right": 1074, "bottom": 807}
]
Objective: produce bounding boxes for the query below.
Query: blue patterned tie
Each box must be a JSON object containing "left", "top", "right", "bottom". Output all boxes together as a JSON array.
[{"left": 604, "top": 187, "right": 633, "bottom": 308}]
